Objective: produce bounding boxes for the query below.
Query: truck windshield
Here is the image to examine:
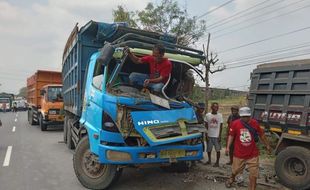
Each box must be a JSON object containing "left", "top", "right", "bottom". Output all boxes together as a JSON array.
[
  {"left": 0, "top": 99, "right": 9, "bottom": 103},
  {"left": 47, "top": 87, "right": 63, "bottom": 102}
]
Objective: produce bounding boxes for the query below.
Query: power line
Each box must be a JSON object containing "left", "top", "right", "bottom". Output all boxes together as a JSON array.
[
  {"left": 218, "top": 26, "right": 310, "bottom": 54},
  {"left": 213, "top": 1, "right": 310, "bottom": 39},
  {"left": 221, "top": 41, "right": 310, "bottom": 65},
  {"left": 222, "top": 48, "right": 310, "bottom": 69},
  {"left": 225, "top": 51, "right": 310, "bottom": 70},
  {"left": 206, "top": 0, "right": 276, "bottom": 30},
  {"left": 197, "top": 0, "right": 235, "bottom": 19},
  {"left": 211, "top": 0, "right": 305, "bottom": 32}
]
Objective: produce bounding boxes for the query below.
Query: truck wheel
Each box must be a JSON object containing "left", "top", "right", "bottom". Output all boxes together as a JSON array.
[
  {"left": 161, "top": 161, "right": 191, "bottom": 173},
  {"left": 275, "top": 146, "right": 310, "bottom": 190},
  {"left": 28, "top": 110, "right": 35, "bottom": 125},
  {"left": 73, "top": 136, "right": 122, "bottom": 190},
  {"left": 63, "top": 116, "right": 68, "bottom": 143},
  {"left": 39, "top": 115, "right": 47, "bottom": 131},
  {"left": 67, "top": 119, "right": 75, "bottom": 150}
]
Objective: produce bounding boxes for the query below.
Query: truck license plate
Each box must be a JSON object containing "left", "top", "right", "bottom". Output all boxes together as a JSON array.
[{"left": 160, "top": 150, "right": 185, "bottom": 158}]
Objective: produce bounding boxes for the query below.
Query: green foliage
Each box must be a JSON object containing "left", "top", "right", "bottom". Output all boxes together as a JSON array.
[
  {"left": 189, "top": 85, "right": 205, "bottom": 102},
  {"left": 17, "top": 87, "right": 27, "bottom": 98},
  {"left": 112, "top": 0, "right": 206, "bottom": 46},
  {"left": 112, "top": 6, "right": 138, "bottom": 28}
]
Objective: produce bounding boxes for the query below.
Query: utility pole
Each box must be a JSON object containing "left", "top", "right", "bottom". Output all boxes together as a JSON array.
[{"left": 203, "top": 33, "right": 225, "bottom": 113}]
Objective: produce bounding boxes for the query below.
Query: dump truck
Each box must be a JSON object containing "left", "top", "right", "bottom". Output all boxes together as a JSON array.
[
  {"left": 0, "top": 93, "right": 14, "bottom": 112},
  {"left": 248, "top": 59, "right": 310, "bottom": 190},
  {"left": 27, "top": 70, "right": 64, "bottom": 131},
  {"left": 62, "top": 21, "right": 206, "bottom": 189}
]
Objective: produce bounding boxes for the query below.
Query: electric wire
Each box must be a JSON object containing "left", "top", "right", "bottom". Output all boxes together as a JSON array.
[
  {"left": 218, "top": 26, "right": 310, "bottom": 54},
  {"left": 213, "top": 2, "right": 310, "bottom": 39}
]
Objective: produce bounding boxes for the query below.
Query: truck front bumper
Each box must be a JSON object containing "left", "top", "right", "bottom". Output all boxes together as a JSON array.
[
  {"left": 98, "top": 143, "right": 203, "bottom": 164},
  {"left": 43, "top": 120, "right": 64, "bottom": 126}
]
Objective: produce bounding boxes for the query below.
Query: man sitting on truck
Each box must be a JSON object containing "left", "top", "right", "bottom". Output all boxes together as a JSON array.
[{"left": 126, "top": 44, "right": 172, "bottom": 93}]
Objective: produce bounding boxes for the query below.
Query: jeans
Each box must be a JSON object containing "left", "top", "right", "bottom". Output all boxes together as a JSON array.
[{"left": 129, "top": 72, "right": 164, "bottom": 92}]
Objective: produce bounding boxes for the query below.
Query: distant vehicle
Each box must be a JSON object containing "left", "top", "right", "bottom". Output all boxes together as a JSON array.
[
  {"left": 0, "top": 93, "right": 14, "bottom": 112},
  {"left": 12, "top": 98, "right": 27, "bottom": 111},
  {"left": 27, "top": 70, "right": 64, "bottom": 131},
  {"left": 62, "top": 21, "right": 206, "bottom": 189},
  {"left": 248, "top": 59, "right": 310, "bottom": 190}
]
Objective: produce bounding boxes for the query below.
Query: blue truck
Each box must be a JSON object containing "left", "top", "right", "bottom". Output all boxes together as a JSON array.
[{"left": 62, "top": 21, "right": 206, "bottom": 189}]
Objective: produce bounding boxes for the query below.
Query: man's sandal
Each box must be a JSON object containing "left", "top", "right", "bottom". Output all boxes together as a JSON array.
[{"left": 225, "top": 178, "right": 234, "bottom": 188}]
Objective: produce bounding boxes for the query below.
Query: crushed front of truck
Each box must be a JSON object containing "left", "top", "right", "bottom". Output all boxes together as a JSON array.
[
  {"left": 84, "top": 44, "right": 206, "bottom": 165},
  {"left": 97, "top": 99, "right": 205, "bottom": 164}
]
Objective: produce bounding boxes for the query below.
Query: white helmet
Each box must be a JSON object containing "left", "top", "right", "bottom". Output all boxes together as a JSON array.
[{"left": 239, "top": 107, "right": 251, "bottom": 117}]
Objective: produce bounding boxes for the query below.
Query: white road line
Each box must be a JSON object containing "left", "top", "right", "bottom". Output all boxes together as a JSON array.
[
  {"left": 3, "top": 146, "right": 12, "bottom": 167},
  {"left": 12, "top": 126, "right": 16, "bottom": 132},
  {"left": 14, "top": 118, "right": 17, "bottom": 122}
]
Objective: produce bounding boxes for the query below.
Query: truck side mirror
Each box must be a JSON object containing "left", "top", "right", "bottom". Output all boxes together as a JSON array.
[
  {"left": 40, "top": 89, "right": 46, "bottom": 96},
  {"left": 96, "top": 43, "right": 115, "bottom": 66}
]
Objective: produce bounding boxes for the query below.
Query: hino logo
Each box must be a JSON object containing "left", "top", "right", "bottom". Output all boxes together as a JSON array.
[{"left": 137, "top": 120, "right": 160, "bottom": 126}]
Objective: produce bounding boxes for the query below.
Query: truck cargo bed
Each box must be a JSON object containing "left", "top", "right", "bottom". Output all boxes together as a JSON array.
[
  {"left": 248, "top": 59, "right": 310, "bottom": 134},
  {"left": 27, "top": 70, "right": 62, "bottom": 107}
]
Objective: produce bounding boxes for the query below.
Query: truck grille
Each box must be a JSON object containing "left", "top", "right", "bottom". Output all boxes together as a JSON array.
[{"left": 149, "top": 123, "right": 206, "bottom": 140}]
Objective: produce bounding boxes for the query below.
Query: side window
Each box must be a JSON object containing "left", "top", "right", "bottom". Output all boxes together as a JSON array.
[
  {"left": 44, "top": 88, "right": 48, "bottom": 101},
  {"left": 92, "top": 61, "right": 104, "bottom": 91}
]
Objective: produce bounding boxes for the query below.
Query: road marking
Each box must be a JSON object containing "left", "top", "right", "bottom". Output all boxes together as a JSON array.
[
  {"left": 14, "top": 118, "right": 17, "bottom": 122},
  {"left": 12, "top": 126, "right": 16, "bottom": 132},
  {"left": 3, "top": 146, "right": 12, "bottom": 167}
]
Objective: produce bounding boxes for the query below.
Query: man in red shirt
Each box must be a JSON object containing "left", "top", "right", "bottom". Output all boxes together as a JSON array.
[
  {"left": 126, "top": 44, "right": 172, "bottom": 93},
  {"left": 225, "top": 107, "right": 271, "bottom": 190}
]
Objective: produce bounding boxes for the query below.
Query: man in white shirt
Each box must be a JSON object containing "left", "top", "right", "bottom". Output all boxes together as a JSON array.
[{"left": 204, "top": 102, "right": 223, "bottom": 167}]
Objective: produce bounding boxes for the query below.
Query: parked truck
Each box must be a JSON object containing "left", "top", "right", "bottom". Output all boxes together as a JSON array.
[
  {"left": 62, "top": 21, "right": 206, "bottom": 189},
  {"left": 27, "top": 70, "right": 64, "bottom": 131},
  {"left": 248, "top": 59, "right": 310, "bottom": 190},
  {"left": 0, "top": 93, "right": 14, "bottom": 112}
]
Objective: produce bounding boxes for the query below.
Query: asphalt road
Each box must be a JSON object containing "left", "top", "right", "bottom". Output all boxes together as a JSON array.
[{"left": 0, "top": 111, "right": 283, "bottom": 190}]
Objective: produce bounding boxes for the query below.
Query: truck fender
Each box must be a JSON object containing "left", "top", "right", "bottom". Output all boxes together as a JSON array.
[{"left": 275, "top": 133, "right": 310, "bottom": 155}]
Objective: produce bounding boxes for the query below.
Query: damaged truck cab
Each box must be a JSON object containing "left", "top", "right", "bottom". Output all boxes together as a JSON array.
[{"left": 62, "top": 21, "right": 206, "bottom": 189}]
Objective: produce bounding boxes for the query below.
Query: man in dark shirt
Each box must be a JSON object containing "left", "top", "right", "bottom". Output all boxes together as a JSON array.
[
  {"left": 126, "top": 44, "right": 172, "bottom": 93},
  {"left": 196, "top": 102, "right": 205, "bottom": 124},
  {"left": 226, "top": 105, "right": 240, "bottom": 165}
]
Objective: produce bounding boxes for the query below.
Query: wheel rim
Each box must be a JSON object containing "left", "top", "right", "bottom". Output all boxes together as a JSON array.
[
  {"left": 81, "top": 149, "right": 107, "bottom": 179},
  {"left": 285, "top": 157, "right": 306, "bottom": 177}
]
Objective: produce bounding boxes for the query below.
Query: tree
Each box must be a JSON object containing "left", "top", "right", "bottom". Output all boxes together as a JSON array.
[
  {"left": 17, "top": 87, "right": 27, "bottom": 98},
  {"left": 112, "top": 6, "right": 138, "bottom": 28},
  {"left": 112, "top": 0, "right": 206, "bottom": 46}
]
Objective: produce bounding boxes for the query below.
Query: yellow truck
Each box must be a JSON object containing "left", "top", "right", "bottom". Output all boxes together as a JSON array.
[{"left": 27, "top": 70, "right": 64, "bottom": 131}]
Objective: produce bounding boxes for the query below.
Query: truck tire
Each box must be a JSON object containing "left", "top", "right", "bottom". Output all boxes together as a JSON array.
[
  {"left": 73, "top": 136, "right": 122, "bottom": 190},
  {"left": 39, "top": 114, "right": 47, "bottom": 131},
  {"left": 28, "top": 110, "right": 35, "bottom": 125},
  {"left": 275, "top": 146, "right": 310, "bottom": 190},
  {"left": 63, "top": 116, "right": 68, "bottom": 143},
  {"left": 67, "top": 119, "right": 75, "bottom": 150},
  {"left": 161, "top": 161, "right": 191, "bottom": 173}
]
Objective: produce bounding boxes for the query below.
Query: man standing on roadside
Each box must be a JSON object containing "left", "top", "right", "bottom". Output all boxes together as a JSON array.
[
  {"left": 226, "top": 105, "right": 240, "bottom": 165},
  {"left": 225, "top": 107, "right": 271, "bottom": 190},
  {"left": 204, "top": 102, "right": 223, "bottom": 167}
]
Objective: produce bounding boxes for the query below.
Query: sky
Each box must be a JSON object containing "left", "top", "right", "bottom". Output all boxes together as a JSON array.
[{"left": 0, "top": 0, "right": 310, "bottom": 94}]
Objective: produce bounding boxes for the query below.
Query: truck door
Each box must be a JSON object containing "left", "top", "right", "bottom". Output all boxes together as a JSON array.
[{"left": 85, "top": 62, "right": 105, "bottom": 132}]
